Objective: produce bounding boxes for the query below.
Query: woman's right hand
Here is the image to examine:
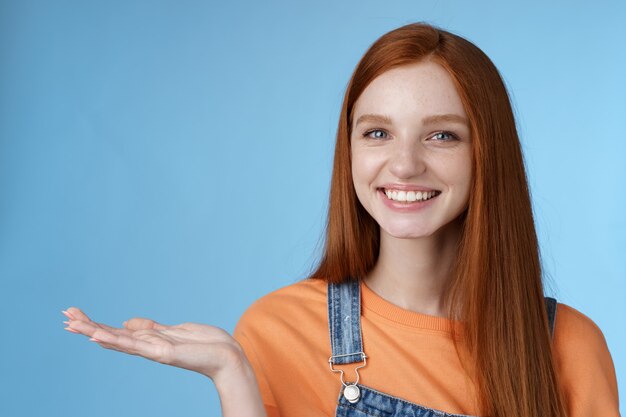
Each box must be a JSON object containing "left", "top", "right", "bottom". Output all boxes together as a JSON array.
[
  {"left": 64, "top": 307, "right": 268, "bottom": 416},
  {"left": 62, "top": 307, "right": 248, "bottom": 383}
]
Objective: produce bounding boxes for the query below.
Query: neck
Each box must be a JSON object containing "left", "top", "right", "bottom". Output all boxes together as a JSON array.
[{"left": 363, "top": 219, "right": 462, "bottom": 318}]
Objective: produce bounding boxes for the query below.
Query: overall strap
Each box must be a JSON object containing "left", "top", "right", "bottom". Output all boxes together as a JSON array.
[
  {"left": 545, "top": 296, "right": 557, "bottom": 339},
  {"left": 327, "top": 281, "right": 558, "bottom": 365},
  {"left": 328, "top": 279, "right": 365, "bottom": 365}
]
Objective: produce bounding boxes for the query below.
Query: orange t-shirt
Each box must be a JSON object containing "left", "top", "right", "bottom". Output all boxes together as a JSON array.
[{"left": 233, "top": 278, "right": 620, "bottom": 417}]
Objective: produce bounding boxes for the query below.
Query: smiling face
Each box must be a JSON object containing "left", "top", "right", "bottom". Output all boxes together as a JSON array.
[{"left": 350, "top": 60, "right": 473, "bottom": 239}]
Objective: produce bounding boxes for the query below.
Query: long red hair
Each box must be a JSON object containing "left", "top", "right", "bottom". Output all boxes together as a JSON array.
[{"left": 308, "top": 22, "right": 567, "bottom": 417}]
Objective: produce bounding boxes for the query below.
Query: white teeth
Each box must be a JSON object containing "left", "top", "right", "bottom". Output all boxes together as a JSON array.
[{"left": 383, "top": 189, "right": 438, "bottom": 203}]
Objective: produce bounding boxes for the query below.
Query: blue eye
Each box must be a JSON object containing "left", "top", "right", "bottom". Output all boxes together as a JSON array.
[
  {"left": 430, "top": 131, "right": 458, "bottom": 141},
  {"left": 363, "top": 129, "right": 388, "bottom": 139}
]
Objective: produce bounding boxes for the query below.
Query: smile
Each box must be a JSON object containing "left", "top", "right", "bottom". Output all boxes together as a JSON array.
[{"left": 379, "top": 188, "right": 441, "bottom": 203}]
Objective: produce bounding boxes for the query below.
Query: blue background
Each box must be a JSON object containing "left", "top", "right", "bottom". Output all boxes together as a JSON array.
[{"left": 1, "top": 1, "right": 624, "bottom": 415}]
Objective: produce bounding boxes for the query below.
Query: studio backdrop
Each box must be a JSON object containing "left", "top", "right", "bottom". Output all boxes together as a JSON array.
[{"left": 0, "top": 1, "right": 624, "bottom": 416}]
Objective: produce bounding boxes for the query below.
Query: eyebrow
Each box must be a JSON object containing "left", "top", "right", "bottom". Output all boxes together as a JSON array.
[{"left": 354, "top": 113, "right": 469, "bottom": 127}]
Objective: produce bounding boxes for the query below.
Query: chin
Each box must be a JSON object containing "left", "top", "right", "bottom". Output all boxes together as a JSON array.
[{"left": 382, "top": 226, "right": 434, "bottom": 239}]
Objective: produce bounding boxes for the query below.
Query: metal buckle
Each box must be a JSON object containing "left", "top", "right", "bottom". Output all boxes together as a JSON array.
[{"left": 328, "top": 351, "right": 367, "bottom": 386}]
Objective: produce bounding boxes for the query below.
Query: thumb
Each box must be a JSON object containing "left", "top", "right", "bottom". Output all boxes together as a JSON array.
[{"left": 123, "top": 317, "right": 168, "bottom": 331}]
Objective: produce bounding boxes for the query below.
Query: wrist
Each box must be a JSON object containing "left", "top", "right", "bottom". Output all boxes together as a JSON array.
[
  {"left": 214, "top": 359, "right": 256, "bottom": 388},
  {"left": 210, "top": 342, "right": 252, "bottom": 385},
  {"left": 213, "top": 357, "right": 267, "bottom": 417}
]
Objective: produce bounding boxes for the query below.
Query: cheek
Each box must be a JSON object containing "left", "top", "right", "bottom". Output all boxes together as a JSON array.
[
  {"left": 451, "top": 151, "right": 473, "bottom": 200},
  {"left": 351, "top": 149, "right": 381, "bottom": 185},
  {"left": 350, "top": 153, "right": 366, "bottom": 200},
  {"left": 351, "top": 150, "right": 385, "bottom": 211},
  {"left": 430, "top": 149, "right": 472, "bottom": 194}
]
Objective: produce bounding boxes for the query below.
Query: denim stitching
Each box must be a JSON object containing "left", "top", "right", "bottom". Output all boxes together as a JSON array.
[
  {"left": 339, "top": 383, "right": 479, "bottom": 416},
  {"left": 336, "top": 403, "right": 385, "bottom": 417},
  {"left": 330, "top": 280, "right": 365, "bottom": 365},
  {"left": 347, "top": 384, "right": 448, "bottom": 416},
  {"left": 330, "top": 282, "right": 558, "bottom": 417}
]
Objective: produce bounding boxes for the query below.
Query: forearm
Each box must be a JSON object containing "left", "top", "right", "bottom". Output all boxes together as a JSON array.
[{"left": 214, "top": 361, "right": 268, "bottom": 417}]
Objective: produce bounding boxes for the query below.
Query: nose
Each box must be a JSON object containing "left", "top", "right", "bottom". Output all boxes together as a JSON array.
[{"left": 387, "top": 139, "right": 426, "bottom": 179}]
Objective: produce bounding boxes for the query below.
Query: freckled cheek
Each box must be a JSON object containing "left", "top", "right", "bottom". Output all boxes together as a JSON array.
[
  {"left": 350, "top": 158, "right": 368, "bottom": 197},
  {"left": 446, "top": 156, "right": 473, "bottom": 203},
  {"left": 429, "top": 154, "right": 472, "bottom": 192},
  {"left": 351, "top": 163, "right": 375, "bottom": 211},
  {"left": 351, "top": 152, "right": 387, "bottom": 186}
]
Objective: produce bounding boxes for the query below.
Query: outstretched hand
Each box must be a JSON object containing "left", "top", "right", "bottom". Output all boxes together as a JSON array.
[{"left": 62, "top": 307, "right": 247, "bottom": 382}]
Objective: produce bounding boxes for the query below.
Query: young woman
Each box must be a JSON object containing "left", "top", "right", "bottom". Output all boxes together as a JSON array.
[{"left": 63, "top": 23, "right": 620, "bottom": 417}]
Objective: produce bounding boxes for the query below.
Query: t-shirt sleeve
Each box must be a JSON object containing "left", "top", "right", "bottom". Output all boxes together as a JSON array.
[
  {"left": 233, "top": 311, "right": 281, "bottom": 417},
  {"left": 553, "top": 303, "right": 620, "bottom": 416}
]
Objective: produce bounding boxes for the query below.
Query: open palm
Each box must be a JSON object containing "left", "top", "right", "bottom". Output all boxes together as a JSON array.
[{"left": 63, "top": 307, "right": 246, "bottom": 380}]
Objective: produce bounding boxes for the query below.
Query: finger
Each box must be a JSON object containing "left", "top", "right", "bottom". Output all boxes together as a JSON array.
[
  {"left": 70, "top": 323, "right": 158, "bottom": 356},
  {"left": 124, "top": 317, "right": 168, "bottom": 331},
  {"left": 90, "top": 328, "right": 170, "bottom": 362},
  {"left": 62, "top": 310, "right": 135, "bottom": 337},
  {"left": 67, "top": 320, "right": 103, "bottom": 338},
  {"left": 89, "top": 333, "right": 128, "bottom": 352},
  {"left": 67, "top": 319, "right": 133, "bottom": 338},
  {"left": 92, "top": 321, "right": 126, "bottom": 334},
  {"left": 62, "top": 310, "right": 76, "bottom": 320},
  {"left": 64, "top": 307, "right": 93, "bottom": 323},
  {"left": 64, "top": 317, "right": 124, "bottom": 334},
  {"left": 64, "top": 327, "right": 80, "bottom": 334}
]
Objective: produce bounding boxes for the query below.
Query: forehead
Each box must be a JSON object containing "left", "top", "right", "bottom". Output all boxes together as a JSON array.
[{"left": 352, "top": 61, "right": 467, "bottom": 125}]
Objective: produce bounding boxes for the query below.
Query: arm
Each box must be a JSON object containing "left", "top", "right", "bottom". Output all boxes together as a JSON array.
[
  {"left": 214, "top": 355, "right": 267, "bottom": 417},
  {"left": 62, "top": 307, "right": 267, "bottom": 417},
  {"left": 553, "top": 303, "right": 620, "bottom": 417}
]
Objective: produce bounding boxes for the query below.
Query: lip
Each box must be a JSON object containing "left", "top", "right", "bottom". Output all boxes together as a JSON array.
[{"left": 378, "top": 188, "right": 439, "bottom": 212}]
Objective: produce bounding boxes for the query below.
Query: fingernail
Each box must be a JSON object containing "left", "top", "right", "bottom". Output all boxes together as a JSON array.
[
  {"left": 89, "top": 337, "right": 101, "bottom": 342},
  {"left": 64, "top": 327, "right": 80, "bottom": 334},
  {"left": 63, "top": 321, "right": 70, "bottom": 325},
  {"left": 62, "top": 310, "right": 76, "bottom": 320}
]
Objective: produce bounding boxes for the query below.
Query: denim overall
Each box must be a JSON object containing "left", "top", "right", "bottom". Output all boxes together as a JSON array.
[{"left": 327, "top": 279, "right": 558, "bottom": 417}]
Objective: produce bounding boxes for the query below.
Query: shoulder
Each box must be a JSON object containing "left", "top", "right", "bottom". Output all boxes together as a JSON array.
[
  {"left": 238, "top": 278, "right": 327, "bottom": 321},
  {"left": 552, "top": 302, "right": 620, "bottom": 415},
  {"left": 555, "top": 303, "right": 604, "bottom": 342},
  {"left": 552, "top": 301, "right": 618, "bottom": 373},
  {"left": 233, "top": 278, "right": 331, "bottom": 385},
  {"left": 553, "top": 302, "right": 609, "bottom": 353},
  {"left": 232, "top": 279, "right": 328, "bottom": 414},
  {"left": 234, "top": 278, "right": 328, "bottom": 340}
]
